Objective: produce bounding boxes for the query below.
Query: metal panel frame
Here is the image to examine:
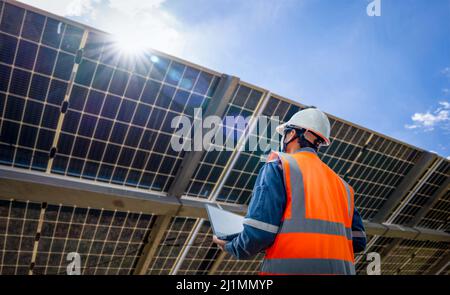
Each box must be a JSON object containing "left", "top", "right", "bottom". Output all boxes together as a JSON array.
[
  {"left": 167, "top": 74, "right": 240, "bottom": 198},
  {"left": 4, "top": 0, "right": 222, "bottom": 77},
  {"left": 1, "top": 160, "right": 450, "bottom": 275},
  {"left": 380, "top": 177, "right": 450, "bottom": 263},
  {"left": 45, "top": 30, "right": 89, "bottom": 173},
  {"left": 169, "top": 90, "right": 272, "bottom": 274},
  {"left": 358, "top": 152, "right": 439, "bottom": 265},
  {"left": 372, "top": 152, "right": 437, "bottom": 223},
  {"left": 133, "top": 74, "right": 239, "bottom": 274},
  {"left": 132, "top": 215, "right": 172, "bottom": 275},
  {"left": 425, "top": 252, "right": 450, "bottom": 275},
  {"left": 2, "top": 0, "right": 450, "bottom": 276}
]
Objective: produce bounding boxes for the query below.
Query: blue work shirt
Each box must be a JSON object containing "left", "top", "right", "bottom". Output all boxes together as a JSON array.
[{"left": 224, "top": 148, "right": 367, "bottom": 260}]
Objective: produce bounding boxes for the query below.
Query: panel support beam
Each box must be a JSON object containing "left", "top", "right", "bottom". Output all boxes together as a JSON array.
[
  {"left": 372, "top": 152, "right": 437, "bottom": 223},
  {"left": 46, "top": 30, "right": 89, "bottom": 173},
  {"left": 208, "top": 251, "right": 226, "bottom": 275},
  {"left": 425, "top": 252, "right": 450, "bottom": 275},
  {"left": 0, "top": 166, "right": 247, "bottom": 218},
  {"left": 28, "top": 202, "right": 47, "bottom": 275},
  {"left": 132, "top": 215, "right": 172, "bottom": 275},
  {"left": 380, "top": 177, "right": 449, "bottom": 263},
  {"left": 170, "top": 90, "right": 272, "bottom": 275},
  {"left": 1, "top": 166, "right": 449, "bottom": 240},
  {"left": 409, "top": 177, "right": 449, "bottom": 226},
  {"left": 167, "top": 74, "right": 240, "bottom": 198}
]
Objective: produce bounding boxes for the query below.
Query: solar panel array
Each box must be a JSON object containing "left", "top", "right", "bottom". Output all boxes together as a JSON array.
[
  {"left": 391, "top": 159, "right": 449, "bottom": 228},
  {"left": 185, "top": 83, "right": 264, "bottom": 199},
  {"left": 0, "top": 199, "right": 155, "bottom": 275},
  {"left": 0, "top": 0, "right": 449, "bottom": 275}
]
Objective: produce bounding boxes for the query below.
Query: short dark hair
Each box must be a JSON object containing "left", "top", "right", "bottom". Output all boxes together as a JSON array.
[
  {"left": 287, "top": 128, "right": 321, "bottom": 152},
  {"left": 299, "top": 133, "right": 319, "bottom": 151}
]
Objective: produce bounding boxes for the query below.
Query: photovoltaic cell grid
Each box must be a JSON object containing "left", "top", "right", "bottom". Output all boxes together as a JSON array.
[
  {"left": 174, "top": 221, "right": 221, "bottom": 275},
  {"left": 214, "top": 252, "right": 265, "bottom": 275},
  {"left": 0, "top": 1, "right": 222, "bottom": 192},
  {"left": 0, "top": 2, "right": 84, "bottom": 171},
  {"left": 216, "top": 96, "right": 300, "bottom": 205},
  {"left": 320, "top": 125, "right": 422, "bottom": 220},
  {"left": 380, "top": 239, "right": 449, "bottom": 275},
  {"left": 214, "top": 93, "right": 422, "bottom": 218},
  {"left": 0, "top": 199, "right": 155, "bottom": 275},
  {"left": 0, "top": 199, "right": 40, "bottom": 274},
  {"left": 147, "top": 217, "right": 197, "bottom": 274},
  {"left": 148, "top": 220, "right": 263, "bottom": 275},
  {"left": 186, "top": 83, "right": 264, "bottom": 199},
  {"left": 52, "top": 32, "right": 220, "bottom": 192},
  {"left": 391, "top": 160, "right": 450, "bottom": 227},
  {"left": 443, "top": 263, "right": 450, "bottom": 275},
  {"left": 1, "top": 0, "right": 449, "bottom": 276},
  {"left": 418, "top": 188, "right": 450, "bottom": 232},
  {"left": 342, "top": 133, "right": 421, "bottom": 220},
  {"left": 34, "top": 204, "right": 155, "bottom": 275}
]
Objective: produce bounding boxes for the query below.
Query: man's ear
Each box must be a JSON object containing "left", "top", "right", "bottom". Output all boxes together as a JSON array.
[{"left": 285, "top": 130, "right": 295, "bottom": 142}]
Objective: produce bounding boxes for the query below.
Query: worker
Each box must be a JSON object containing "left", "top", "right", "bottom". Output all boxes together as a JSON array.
[{"left": 213, "top": 108, "right": 366, "bottom": 275}]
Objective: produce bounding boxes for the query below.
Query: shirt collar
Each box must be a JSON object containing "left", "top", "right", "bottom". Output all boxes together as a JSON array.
[{"left": 293, "top": 147, "right": 317, "bottom": 155}]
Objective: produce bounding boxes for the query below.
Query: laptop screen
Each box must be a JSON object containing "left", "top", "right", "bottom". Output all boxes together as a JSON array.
[{"left": 205, "top": 204, "right": 244, "bottom": 240}]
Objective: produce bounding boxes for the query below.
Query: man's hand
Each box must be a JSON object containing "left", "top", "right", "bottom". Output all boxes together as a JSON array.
[{"left": 212, "top": 235, "right": 227, "bottom": 251}]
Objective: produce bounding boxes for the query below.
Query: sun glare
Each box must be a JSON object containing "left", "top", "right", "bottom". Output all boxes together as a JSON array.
[{"left": 114, "top": 34, "right": 149, "bottom": 55}]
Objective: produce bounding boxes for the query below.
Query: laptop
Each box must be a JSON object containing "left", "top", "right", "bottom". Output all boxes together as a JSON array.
[{"left": 205, "top": 204, "right": 244, "bottom": 241}]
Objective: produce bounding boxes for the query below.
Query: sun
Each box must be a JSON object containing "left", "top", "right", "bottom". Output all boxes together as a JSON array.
[{"left": 113, "top": 33, "right": 149, "bottom": 55}]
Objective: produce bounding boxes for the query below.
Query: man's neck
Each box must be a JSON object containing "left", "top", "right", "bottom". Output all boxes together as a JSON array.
[{"left": 286, "top": 144, "right": 302, "bottom": 154}]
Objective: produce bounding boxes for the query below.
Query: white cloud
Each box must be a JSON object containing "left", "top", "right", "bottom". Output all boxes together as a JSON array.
[
  {"left": 438, "top": 101, "right": 450, "bottom": 109},
  {"left": 107, "top": 0, "right": 165, "bottom": 16},
  {"left": 66, "top": 0, "right": 100, "bottom": 17},
  {"left": 405, "top": 101, "right": 450, "bottom": 131},
  {"left": 98, "top": 0, "right": 182, "bottom": 54}
]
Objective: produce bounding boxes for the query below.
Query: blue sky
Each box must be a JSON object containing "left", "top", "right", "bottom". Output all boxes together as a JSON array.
[{"left": 19, "top": 0, "right": 450, "bottom": 158}]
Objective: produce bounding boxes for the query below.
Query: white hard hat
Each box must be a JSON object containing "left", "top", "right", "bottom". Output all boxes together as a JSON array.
[{"left": 276, "top": 108, "right": 331, "bottom": 146}]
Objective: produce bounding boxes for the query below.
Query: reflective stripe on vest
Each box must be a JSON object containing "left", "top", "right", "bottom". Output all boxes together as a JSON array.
[
  {"left": 261, "top": 258, "right": 356, "bottom": 275},
  {"left": 262, "top": 151, "right": 355, "bottom": 275}
]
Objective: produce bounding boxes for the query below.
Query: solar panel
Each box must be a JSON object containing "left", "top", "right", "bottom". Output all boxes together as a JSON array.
[
  {"left": 0, "top": 200, "right": 40, "bottom": 274},
  {"left": 0, "top": 2, "right": 221, "bottom": 192},
  {"left": 380, "top": 239, "right": 449, "bottom": 275},
  {"left": 173, "top": 221, "right": 220, "bottom": 275},
  {"left": 215, "top": 95, "right": 299, "bottom": 204},
  {"left": 0, "top": 0, "right": 449, "bottom": 276},
  {"left": 186, "top": 83, "right": 265, "bottom": 199},
  {"left": 147, "top": 217, "right": 197, "bottom": 274},
  {"left": 0, "top": 3, "right": 86, "bottom": 172},
  {"left": 36, "top": 205, "right": 154, "bottom": 275},
  {"left": 214, "top": 252, "right": 265, "bottom": 275},
  {"left": 418, "top": 188, "right": 450, "bottom": 231},
  {"left": 211, "top": 94, "right": 422, "bottom": 218},
  {"left": 52, "top": 32, "right": 221, "bottom": 191},
  {"left": 391, "top": 160, "right": 449, "bottom": 227},
  {"left": 0, "top": 199, "right": 156, "bottom": 275}
]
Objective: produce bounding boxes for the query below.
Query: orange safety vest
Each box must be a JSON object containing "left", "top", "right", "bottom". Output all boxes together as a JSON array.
[{"left": 260, "top": 149, "right": 355, "bottom": 275}]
